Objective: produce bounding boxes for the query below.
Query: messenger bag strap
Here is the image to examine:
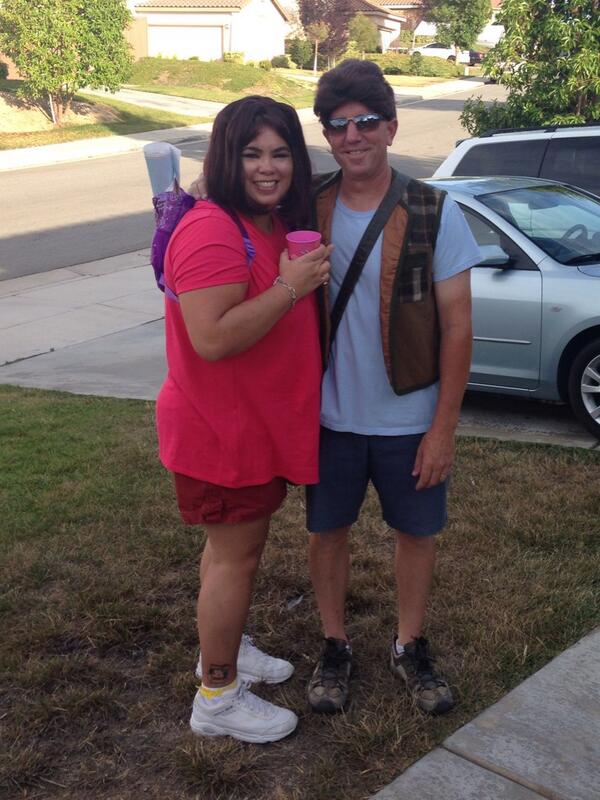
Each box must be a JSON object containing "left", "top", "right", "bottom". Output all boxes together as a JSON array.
[{"left": 329, "top": 169, "right": 406, "bottom": 347}]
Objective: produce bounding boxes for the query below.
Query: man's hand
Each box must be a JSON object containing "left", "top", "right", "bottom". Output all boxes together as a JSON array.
[
  {"left": 188, "top": 175, "right": 207, "bottom": 200},
  {"left": 412, "top": 426, "right": 455, "bottom": 491}
]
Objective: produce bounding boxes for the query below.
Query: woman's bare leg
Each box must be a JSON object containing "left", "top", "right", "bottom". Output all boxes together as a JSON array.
[{"left": 197, "top": 516, "right": 269, "bottom": 687}]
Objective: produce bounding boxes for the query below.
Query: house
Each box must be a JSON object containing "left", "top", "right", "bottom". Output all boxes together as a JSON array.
[
  {"left": 127, "top": 0, "right": 290, "bottom": 62},
  {"left": 337, "top": 0, "right": 405, "bottom": 52},
  {"left": 383, "top": 0, "right": 504, "bottom": 44}
]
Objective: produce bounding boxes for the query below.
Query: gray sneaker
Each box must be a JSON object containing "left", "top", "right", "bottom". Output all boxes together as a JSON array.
[
  {"left": 307, "top": 637, "right": 353, "bottom": 714},
  {"left": 390, "top": 636, "right": 455, "bottom": 715}
]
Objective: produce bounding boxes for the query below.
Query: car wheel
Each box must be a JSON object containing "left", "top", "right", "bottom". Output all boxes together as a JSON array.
[
  {"left": 568, "top": 338, "right": 600, "bottom": 439},
  {"left": 446, "top": 56, "right": 456, "bottom": 62}
]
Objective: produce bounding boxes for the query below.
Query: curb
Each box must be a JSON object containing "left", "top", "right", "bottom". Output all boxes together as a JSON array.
[{"left": 0, "top": 121, "right": 214, "bottom": 173}]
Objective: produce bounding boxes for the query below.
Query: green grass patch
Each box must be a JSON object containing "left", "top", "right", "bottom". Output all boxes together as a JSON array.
[
  {"left": 0, "top": 84, "right": 207, "bottom": 150},
  {"left": 1, "top": 384, "right": 599, "bottom": 799},
  {"left": 367, "top": 52, "right": 463, "bottom": 78},
  {"left": 384, "top": 74, "right": 455, "bottom": 87},
  {"left": 128, "top": 57, "right": 315, "bottom": 108}
]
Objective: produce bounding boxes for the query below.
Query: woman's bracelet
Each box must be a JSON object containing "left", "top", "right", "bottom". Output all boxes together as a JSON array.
[{"left": 272, "top": 276, "right": 297, "bottom": 309}]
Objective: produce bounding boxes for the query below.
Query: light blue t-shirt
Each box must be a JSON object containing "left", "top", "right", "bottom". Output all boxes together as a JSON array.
[{"left": 321, "top": 195, "right": 482, "bottom": 435}]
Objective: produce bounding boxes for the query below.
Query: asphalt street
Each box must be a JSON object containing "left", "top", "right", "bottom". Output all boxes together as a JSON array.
[{"left": 0, "top": 83, "right": 505, "bottom": 281}]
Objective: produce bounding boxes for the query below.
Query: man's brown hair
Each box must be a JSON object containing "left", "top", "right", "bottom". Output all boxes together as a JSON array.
[{"left": 314, "top": 59, "right": 397, "bottom": 125}]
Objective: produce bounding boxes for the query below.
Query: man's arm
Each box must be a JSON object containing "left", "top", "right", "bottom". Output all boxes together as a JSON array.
[{"left": 412, "top": 269, "right": 472, "bottom": 490}]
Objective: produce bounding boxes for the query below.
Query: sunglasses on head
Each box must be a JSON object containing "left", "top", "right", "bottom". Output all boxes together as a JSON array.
[{"left": 325, "top": 113, "right": 385, "bottom": 133}]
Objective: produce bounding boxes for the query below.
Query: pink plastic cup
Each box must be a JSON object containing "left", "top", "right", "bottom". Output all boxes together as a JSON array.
[{"left": 286, "top": 230, "right": 322, "bottom": 259}]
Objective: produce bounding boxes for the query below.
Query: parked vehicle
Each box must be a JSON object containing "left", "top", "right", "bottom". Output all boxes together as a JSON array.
[
  {"left": 425, "top": 176, "right": 600, "bottom": 438},
  {"left": 468, "top": 50, "right": 484, "bottom": 65},
  {"left": 410, "top": 42, "right": 470, "bottom": 64},
  {"left": 433, "top": 125, "right": 600, "bottom": 197}
]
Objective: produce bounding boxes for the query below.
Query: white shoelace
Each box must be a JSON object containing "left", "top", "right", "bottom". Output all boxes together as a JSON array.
[{"left": 236, "top": 682, "right": 275, "bottom": 717}]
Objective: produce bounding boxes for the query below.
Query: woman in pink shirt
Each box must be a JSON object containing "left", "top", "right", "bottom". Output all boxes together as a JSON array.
[{"left": 156, "top": 96, "right": 330, "bottom": 743}]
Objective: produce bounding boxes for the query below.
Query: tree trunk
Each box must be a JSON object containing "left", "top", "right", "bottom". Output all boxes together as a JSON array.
[
  {"left": 313, "top": 39, "right": 319, "bottom": 75},
  {"left": 47, "top": 93, "right": 57, "bottom": 125}
]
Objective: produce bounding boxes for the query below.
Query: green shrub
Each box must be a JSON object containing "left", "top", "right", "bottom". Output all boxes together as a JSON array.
[
  {"left": 258, "top": 59, "right": 272, "bottom": 71},
  {"left": 0, "top": 61, "right": 8, "bottom": 79},
  {"left": 223, "top": 51, "right": 244, "bottom": 63},
  {"left": 188, "top": 56, "right": 199, "bottom": 61},
  {"left": 408, "top": 52, "right": 424, "bottom": 75},
  {"left": 271, "top": 54, "right": 290, "bottom": 68}
]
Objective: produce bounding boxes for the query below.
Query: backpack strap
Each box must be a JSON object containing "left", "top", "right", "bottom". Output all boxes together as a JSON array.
[
  {"left": 165, "top": 205, "right": 255, "bottom": 302},
  {"left": 329, "top": 170, "right": 407, "bottom": 346}
]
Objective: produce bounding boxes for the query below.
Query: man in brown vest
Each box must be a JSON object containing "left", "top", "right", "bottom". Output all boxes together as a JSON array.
[{"left": 306, "top": 60, "right": 481, "bottom": 715}]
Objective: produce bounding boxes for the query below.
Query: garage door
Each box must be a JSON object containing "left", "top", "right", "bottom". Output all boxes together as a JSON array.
[{"left": 148, "top": 25, "right": 223, "bottom": 60}]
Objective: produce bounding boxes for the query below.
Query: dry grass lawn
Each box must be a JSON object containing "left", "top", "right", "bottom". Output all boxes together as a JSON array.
[{"left": 1, "top": 385, "right": 599, "bottom": 800}]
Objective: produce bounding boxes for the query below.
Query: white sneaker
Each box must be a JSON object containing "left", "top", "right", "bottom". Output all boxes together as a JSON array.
[
  {"left": 195, "top": 634, "right": 294, "bottom": 685},
  {"left": 190, "top": 683, "right": 298, "bottom": 743}
]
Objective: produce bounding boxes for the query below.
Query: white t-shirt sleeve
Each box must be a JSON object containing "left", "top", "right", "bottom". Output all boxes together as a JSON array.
[{"left": 432, "top": 195, "right": 483, "bottom": 282}]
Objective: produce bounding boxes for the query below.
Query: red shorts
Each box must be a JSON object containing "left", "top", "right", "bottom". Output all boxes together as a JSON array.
[{"left": 173, "top": 473, "right": 287, "bottom": 525}]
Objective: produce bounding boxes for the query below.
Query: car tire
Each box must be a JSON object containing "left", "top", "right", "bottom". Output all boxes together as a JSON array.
[
  {"left": 446, "top": 56, "right": 456, "bottom": 62},
  {"left": 567, "top": 338, "right": 600, "bottom": 439}
]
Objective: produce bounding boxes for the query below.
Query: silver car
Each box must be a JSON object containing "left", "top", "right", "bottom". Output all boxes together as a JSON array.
[{"left": 425, "top": 177, "right": 600, "bottom": 438}]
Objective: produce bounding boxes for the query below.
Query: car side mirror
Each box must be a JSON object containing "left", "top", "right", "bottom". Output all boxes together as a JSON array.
[{"left": 477, "top": 244, "right": 515, "bottom": 268}]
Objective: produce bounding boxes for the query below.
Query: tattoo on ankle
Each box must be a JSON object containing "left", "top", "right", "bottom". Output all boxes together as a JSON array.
[{"left": 208, "top": 664, "right": 231, "bottom": 684}]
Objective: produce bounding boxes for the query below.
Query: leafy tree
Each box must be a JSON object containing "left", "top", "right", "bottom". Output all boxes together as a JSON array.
[
  {"left": 422, "top": 0, "right": 490, "bottom": 58},
  {"left": 461, "top": 0, "right": 600, "bottom": 134},
  {"left": 299, "top": 0, "right": 349, "bottom": 65},
  {"left": 0, "top": 0, "right": 133, "bottom": 125},
  {"left": 306, "top": 21, "right": 330, "bottom": 74},
  {"left": 288, "top": 37, "right": 314, "bottom": 70},
  {"left": 348, "top": 13, "right": 379, "bottom": 57}
]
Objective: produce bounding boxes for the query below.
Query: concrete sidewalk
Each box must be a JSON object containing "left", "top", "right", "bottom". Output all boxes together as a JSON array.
[
  {"left": 374, "top": 627, "right": 600, "bottom": 800},
  {"left": 1, "top": 251, "right": 599, "bottom": 799}
]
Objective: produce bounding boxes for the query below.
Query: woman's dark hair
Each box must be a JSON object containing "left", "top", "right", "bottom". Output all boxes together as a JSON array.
[
  {"left": 314, "top": 59, "right": 397, "bottom": 125},
  {"left": 204, "top": 96, "right": 312, "bottom": 229}
]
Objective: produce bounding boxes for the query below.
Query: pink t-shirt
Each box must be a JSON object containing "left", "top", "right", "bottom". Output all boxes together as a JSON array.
[{"left": 156, "top": 200, "right": 322, "bottom": 488}]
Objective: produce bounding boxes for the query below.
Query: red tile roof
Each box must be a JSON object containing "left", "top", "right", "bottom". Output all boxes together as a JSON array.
[
  {"left": 135, "top": 0, "right": 288, "bottom": 16},
  {"left": 337, "top": 0, "right": 404, "bottom": 18},
  {"left": 136, "top": 0, "right": 248, "bottom": 6}
]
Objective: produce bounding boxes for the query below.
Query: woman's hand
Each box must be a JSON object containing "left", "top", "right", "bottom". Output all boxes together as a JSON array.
[
  {"left": 278, "top": 244, "right": 333, "bottom": 300},
  {"left": 188, "top": 175, "right": 207, "bottom": 200}
]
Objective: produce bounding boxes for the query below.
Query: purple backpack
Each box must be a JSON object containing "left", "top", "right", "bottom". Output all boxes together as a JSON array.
[{"left": 150, "top": 187, "right": 256, "bottom": 302}]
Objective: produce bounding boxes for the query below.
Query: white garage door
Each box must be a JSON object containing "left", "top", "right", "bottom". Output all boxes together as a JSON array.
[{"left": 148, "top": 25, "right": 223, "bottom": 60}]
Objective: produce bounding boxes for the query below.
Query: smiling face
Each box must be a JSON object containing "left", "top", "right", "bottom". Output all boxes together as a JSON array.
[
  {"left": 241, "top": 126, "right": 294, "bottom": 211},
  {"left": 323, "top": 101, "right": 398, "bottom": 183}
]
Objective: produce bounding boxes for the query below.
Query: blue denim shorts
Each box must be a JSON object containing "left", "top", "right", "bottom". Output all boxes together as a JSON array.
[{"left": 306, "top": 427, "right": 447, "bottom": 536}]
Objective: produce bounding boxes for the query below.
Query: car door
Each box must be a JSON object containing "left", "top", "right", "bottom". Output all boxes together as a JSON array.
[{"left": 460, "top": 206, "right": 543, "bottom": 390}]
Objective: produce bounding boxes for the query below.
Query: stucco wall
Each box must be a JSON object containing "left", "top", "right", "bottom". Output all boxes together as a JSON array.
[
  {"left": 233, "top": 0, "right": 287, "bottom": 60},
  {"left": 125, "top": 17, "right": 148, "bottom": 60}
]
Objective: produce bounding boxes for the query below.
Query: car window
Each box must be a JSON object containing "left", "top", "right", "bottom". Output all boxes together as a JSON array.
[
  {"left": 478, "top": 185, "right": 600, "bottom": 265},
  {"left": 454, "top": 140, "right": 547, "bottom": 177},
  {"left": 540, "top": 137, "right": 600, "bottom": 197},
  {"left": 459, "top": 205, "right": 537, "bottom": 270}
]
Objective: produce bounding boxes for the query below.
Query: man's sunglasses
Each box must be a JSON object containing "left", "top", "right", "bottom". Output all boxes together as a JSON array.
[{"left": 325, "top": 113, "right": 385, "bottom": 133}]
